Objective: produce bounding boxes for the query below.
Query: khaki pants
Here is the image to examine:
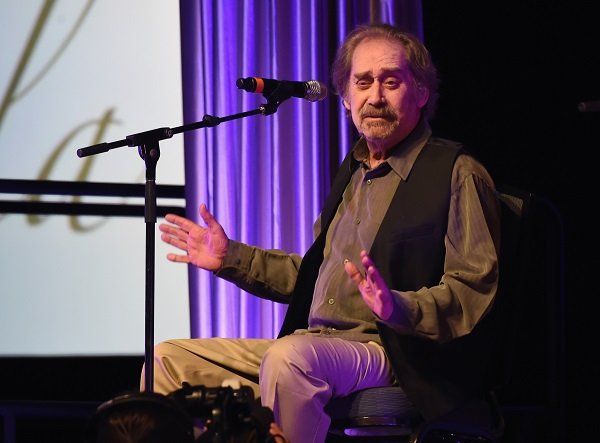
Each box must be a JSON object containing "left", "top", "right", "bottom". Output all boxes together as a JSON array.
[{"left": 143, "top": 335, "right": 393, "bottom": 443}]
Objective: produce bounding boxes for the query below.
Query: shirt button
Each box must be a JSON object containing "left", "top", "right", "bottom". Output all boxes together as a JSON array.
[
  {"left": 367, "top": 179, "right": 372, "bottom": 185},
  {"left": 328, "top": 298, "right": 335, "bottom": 305},
  {"left": 355, "top": 218, "right": 360, "bottom": 225}
]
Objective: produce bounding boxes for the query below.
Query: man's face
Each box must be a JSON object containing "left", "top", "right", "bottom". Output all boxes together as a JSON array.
[{"left": 343, "top": 37, "right": 428, "bottom": 151}]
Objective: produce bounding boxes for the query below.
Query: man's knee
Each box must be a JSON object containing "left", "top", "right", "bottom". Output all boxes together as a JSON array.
[
  {"left": 153, "top": 340, "right": 178, "bottom": 359},
  {"left": 260, "top": 336, "right": 318, "bottom": 381},
  {"left": 139, "top": 341, "right": 181, "bottom": 393}
]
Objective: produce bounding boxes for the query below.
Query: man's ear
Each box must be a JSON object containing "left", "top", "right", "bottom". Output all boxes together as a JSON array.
[
  {"left": 342, "top": 98, "right": 351, "bottom": 111},
  {"left": 416, "top": 85, "right": 430, "bottom": 108}
]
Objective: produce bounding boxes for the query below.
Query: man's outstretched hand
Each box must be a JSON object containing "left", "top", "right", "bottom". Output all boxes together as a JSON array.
[
  {"left": 344, "top": 250, "right": 393, "bottom": 320},
  {"left": 159, "top": 203, "right": 228, "bottom": 271}
]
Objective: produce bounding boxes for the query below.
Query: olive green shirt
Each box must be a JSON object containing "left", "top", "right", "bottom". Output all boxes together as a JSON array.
[{"left": 216, "top": 122, "right": 500, "bottom": 344}]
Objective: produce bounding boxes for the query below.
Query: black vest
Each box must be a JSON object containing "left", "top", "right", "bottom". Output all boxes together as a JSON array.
[{"left": 278, "top": 136, "right": 460, "bottom": 337}]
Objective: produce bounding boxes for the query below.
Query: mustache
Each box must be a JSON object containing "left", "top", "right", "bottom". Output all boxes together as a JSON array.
[{"left": 359, "top": 107, "right": 396, "bottom": 120}]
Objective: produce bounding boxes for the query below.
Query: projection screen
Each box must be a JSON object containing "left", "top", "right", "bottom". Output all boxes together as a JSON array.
[{"left": 0, "top": 1, "right": 189, "bottom": 356}]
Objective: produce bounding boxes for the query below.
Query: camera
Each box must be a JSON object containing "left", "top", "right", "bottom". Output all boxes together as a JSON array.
[
  {"left": 169, "top": 382, "right": 268, "bottom": 442},
  {"left": 85, "top": 383, "right": 274, "bottom": 443}
]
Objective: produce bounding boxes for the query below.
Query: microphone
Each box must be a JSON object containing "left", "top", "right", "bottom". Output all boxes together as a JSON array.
[{"left": 236, "top": 77, "right": 328, "bottom": 102}]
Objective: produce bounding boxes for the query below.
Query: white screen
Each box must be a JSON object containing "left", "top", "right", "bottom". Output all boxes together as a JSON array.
[{"left": 0, "top": 1, "right": 189, "bottom": 355}]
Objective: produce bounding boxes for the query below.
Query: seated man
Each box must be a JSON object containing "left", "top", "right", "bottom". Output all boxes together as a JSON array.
[{"left": 145, "top": 23, "right": 501, "bottom": 443}]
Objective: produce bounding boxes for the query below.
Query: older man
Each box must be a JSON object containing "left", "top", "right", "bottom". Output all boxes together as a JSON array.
[{"left": 148, "top": 24, "right": 500, "bottom": 443}]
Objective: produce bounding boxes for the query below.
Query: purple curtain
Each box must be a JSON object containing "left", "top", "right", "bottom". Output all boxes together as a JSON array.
[{"left": 179, "top": 0, "right": 422, "bottom": 339}]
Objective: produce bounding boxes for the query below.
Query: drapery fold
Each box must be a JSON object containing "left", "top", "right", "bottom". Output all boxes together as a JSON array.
[{"left": 179, "top": 0, "right": 422, "bottom": 339}]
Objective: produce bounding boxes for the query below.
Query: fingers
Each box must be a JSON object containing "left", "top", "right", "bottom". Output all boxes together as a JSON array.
[
  {"left": 162, "top": 204, "right": 216, "bottom": 232},
  {"left": 160, "top": 207, "right": 207, "bottom": 260},
  {"left": 164, "top": 212, "right": 198, "bottom": 232},
  {"left": 159, "top": 223, "right": 189, "bottom": 253},
  {"left": 360, "top": 249, "right": 375, "bottom": 270},
  {"left": 360, "top": 250, "right": 385, "bottom": 287},
  {"left": 160, "top": 204, "right": 210, "bottom": 247},
  {"left": 160, "top": 204, "right": 215, "bottom": 266},
  {"left": 158, "top": 222, "right": 187, "bottom": 242},
  {"left": 161, "top": 230, "right": 190, "bottom": 262},
  {"left": 199, "top": 203, "right": 218, "bottom": 229},
  {"left": 344, "top": 259, "right": 364, "bottom": 286},
  {"left": 344, "top": 251, "right": 378, "bottom": 288},
  {"left": 269, "top": 423, "right": 288, "bottom": 443},
  {"left": 360, "top": 250, "right": 393, "bottom": 320},
  {"left": 166, "top": 252, "right": 190, "bottom": 264},
  {"left": 160, "top": 233, "right": 186, "bottom": 253}
]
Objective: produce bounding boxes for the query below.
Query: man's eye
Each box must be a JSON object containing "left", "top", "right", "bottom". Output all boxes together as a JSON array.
[
  {"left": 384, "top": 79, "right": 400, "bottom": 88},
  {"left": 355, "top": 79, "right": 372, "bottom": 88}
]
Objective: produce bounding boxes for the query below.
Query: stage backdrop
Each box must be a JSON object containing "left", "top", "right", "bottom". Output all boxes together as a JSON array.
[
  {"left": 0, "top": 1, "right": 187, "bottom": 355},
  {"left": 180, "top": 0, "right": 423, "bottom": 339},
  {"left": 0, "top": 0, "right": 422, "bottom": 356}
]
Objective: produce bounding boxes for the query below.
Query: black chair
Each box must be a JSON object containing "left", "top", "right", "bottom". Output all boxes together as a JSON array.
[{"left": 326, "top": 186, "right": 565, "bottom": 443}]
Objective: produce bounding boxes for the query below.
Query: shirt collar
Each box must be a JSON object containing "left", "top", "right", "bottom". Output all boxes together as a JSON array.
[{"left": 351, "top": 118, "right": 432, "bottom": 181}]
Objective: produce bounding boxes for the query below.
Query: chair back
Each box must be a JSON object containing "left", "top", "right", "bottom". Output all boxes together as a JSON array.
[
  {"left": 493, "top": 188, "right": 566, "bottom": 443},
  {"left": 326, "top": 185, "right": 554, "bottom": 442}
]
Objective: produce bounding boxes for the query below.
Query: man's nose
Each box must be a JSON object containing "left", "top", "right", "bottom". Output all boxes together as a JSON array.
[{"left": 367, "top": 81, "right": 385, "bottom": 105}]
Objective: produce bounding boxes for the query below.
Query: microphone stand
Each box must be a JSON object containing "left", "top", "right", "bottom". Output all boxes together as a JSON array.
[{"left": 77, "top": 100, "right": 282, "bottom": 392}]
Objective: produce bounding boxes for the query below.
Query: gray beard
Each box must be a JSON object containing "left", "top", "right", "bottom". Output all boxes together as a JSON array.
[{"left": 360, "top": 119, "right": 399, "bottom": 141}]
